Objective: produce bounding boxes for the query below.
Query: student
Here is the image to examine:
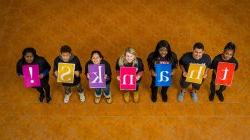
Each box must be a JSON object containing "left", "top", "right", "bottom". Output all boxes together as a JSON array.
[
  {"left": 147, "top": 40, "right": 178, "bottom": 102},
  {"left": 178, "top": 42, "right": 211, "bottom": 102},
  {"left": 16, "top": 47, "right": 52, "bottom": 103},
  {"left": 209, "top": 42, "right": 238, "bottom": 102},
  {"left": 116, "top": 47, "right": 144, "bottom": 103},
  {"left": 85, "top": 50, "right": 112, "bottom": 104},
  {"left": 53, "top": 45, "right": 85, "bottom": 103}
]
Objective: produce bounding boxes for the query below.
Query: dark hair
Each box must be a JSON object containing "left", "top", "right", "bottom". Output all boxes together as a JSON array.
[
  {"left": 22, "top": 47, "right": 37, "bottom": 57},
  {"left": 60, "top": 45, "right": 72, "bottom": 53},
  {"left": 153, "top": 40, "right": 173, "bottom": 61},
  {"left": 90, "top": 50, "right": 104, "bottom": 59},
  {"left": 193, "top": 42, "right": 204, "bottom": 50},
  {"left": 224, "top": 42, "right": 236, "bottom": 54}
]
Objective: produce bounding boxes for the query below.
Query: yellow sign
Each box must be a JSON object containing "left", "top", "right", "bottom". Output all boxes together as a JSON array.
[
  {"left": 57, "top": 63, "right": 75, "bottom": 83},
  {"left": 186, "top": 63, "right": 206, "bottom": 84}
]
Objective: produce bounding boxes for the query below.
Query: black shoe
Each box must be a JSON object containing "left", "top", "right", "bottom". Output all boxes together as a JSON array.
[
  {"left": 209, "top": 93, "right": 215, "bottom": 101},
  {"left": 216, "top": 91, "right": 224, "bottom": 102},
  {"left": 161, "top": 93, "right": 168, "bottom": 102},
  {"left": 39, "top": 95, "right": 45, "bottom": 102},
  {"left": 46, "top": 96, "right": 52, "bottom": 103},
  {"left": 151, "top": 94, "right": 157, "bottom": 102}
]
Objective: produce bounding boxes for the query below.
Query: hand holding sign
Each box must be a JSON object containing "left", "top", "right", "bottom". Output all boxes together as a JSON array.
[{"left": 74, "top": 71, "right": 80, "bottom": 77}]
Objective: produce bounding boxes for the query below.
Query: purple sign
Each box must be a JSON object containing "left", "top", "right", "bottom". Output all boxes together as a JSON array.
[
  {"left": 88, "top": 64, "right": 106, "bottom": 88},
  {"left": 22, "top": 65, "right": 41, "bottom": 88}
]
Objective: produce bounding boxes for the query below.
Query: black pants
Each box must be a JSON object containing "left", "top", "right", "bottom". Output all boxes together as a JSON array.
[
  {"left": 35, "top": 77, "right": 51, "bottom": 98},
  {"left": 210, "top": 73, "right": 226, "bottom": 94},
  {"left": 150, "top": 76, "right": 169, "bottom": 96}
]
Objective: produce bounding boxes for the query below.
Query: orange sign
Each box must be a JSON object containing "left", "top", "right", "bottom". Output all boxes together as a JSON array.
[
  {"left": 215, "top": 62, "right": 235, "bottom": 86},
  {"left": 186, "top": 63, "right": 206, "bottom": 84}
]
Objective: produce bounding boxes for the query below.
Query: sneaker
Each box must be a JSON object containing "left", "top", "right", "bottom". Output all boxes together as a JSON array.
[
  {"left": 95, "top": 96, "right": 101, "bottom": 104},
  {"left": 123, "top": 93, "right": 130, "bottom": 103},
  {"left": 106, "top": 97, "right": 112, "bottom": 104},
  {"left": 46, "top": 96, "right": 52, "bottom": 103},
  {"left": 191, "top": 92, "right": 198, "bottom": 102},
  {"left": 161, "top": 93, "right": 168, "bottom": 102},
  {"left": 64, "top": 93, "right": 72, "bottom": 104},
  {"left": 216, "top": 91, "right": 224, "bottom": 102},
  {"left": 79, "top": 92, "right": 85, "bottom": 102},
  {"left": 209, "top": 93, "right": 215, "bottom": 101},
  {"left": 178, "top": 91, "right": 184, "bottom": 102},
  {"left": 133, "top": 92, "right": 139, "bottom": 103}
]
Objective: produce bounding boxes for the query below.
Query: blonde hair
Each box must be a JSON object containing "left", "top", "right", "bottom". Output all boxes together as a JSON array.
[{"left": 118, "top": 47, "right": 138, "bottom": 66}]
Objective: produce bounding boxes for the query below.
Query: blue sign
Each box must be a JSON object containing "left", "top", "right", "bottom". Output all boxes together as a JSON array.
[{"left": 155, "top": 64, "right": 172, "bottom": 86}]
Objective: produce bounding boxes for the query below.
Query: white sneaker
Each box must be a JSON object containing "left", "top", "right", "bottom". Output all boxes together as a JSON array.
[
  {"left": 178, "top": 91, "right": 184, "bottom": 102},
  {"left": 79, "top": 92, "right": 85, "bottom": 102},
  {"left": 64, "top": 93, "right": 72, "bottom": 104},
  {"left": 191, "top": 92, "right": 198, "bottom": 102}
]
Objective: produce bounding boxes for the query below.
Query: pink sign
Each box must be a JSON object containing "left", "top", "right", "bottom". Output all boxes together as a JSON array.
[
  {"left": 22, "top": 65, "right": 41, "bottom": 88},
  {"left": 120, "top": 67, "right": 136, "bottom": 91}
]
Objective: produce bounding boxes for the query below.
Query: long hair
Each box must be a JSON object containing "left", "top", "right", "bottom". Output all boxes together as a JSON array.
[
  {"left": 152, "top": 40, "right": 173, "bottom": 62},
  {"left": 118, "top": 47, "right": 138, "bottom": 66}
]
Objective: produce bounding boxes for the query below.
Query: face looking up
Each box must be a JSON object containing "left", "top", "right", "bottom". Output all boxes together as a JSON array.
[
  {"left": 222, "top": 50, "right": 234, "bottom": 61},
  {"left": 24, "top": 52, "right": 34, "bottom": 64},
  {"left": 61, "top": 52, "right": 71, "bottom": 62},
  {"left": 125, "top": 52, "right": 135, "bottom": 63},
  {"left": 159, "top": 47, "right": 168, "bottom": 57},
  {"left": 91, "top": 53, "right": 102, "bottom": 64},
  {"left": 192, "top": 48, "right": 204, "bottom": 60}
]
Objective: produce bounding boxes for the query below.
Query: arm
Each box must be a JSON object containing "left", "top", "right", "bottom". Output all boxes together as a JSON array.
[
  {"left": 16, "top": 59, "right": 23, "bottom": 76},
  {"left": 53, "top": 57, "right": 59, "bottom": 77},
  {"left": 136, "top": 58, "right": 144, "bottom": 80},
  {"left": 40, "top": 57, "right": 51, "bottom": 78},
  {"left": 74, "top": 57, "right": 82, "bottom": 77},
  {"left": 180, "top": 64, "right": 187, "bottom": 77}
]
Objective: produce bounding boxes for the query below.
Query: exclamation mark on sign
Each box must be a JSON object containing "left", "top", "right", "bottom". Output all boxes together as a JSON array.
[{"left": 29, "top": 67, "right": 34, "bottom": 83}]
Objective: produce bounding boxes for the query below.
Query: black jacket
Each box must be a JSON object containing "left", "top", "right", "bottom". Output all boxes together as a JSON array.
[{"left": 16, "top": 55, "right": 51, "bottom": 86}]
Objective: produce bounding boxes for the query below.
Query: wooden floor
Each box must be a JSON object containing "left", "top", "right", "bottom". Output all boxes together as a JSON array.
[{"left": 0, "top": 0, "right": 250, "bottom": 139}]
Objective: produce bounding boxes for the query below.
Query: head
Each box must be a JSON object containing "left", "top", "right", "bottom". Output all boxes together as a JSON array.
[
  {"left": 192, "top": 42, "right": 204, "bottom": 60},
  {"left": 60, "top": 45, "right": 72, "bottom": 62},
  {"left": 154, "top": 40, "right": 172, "bottom": 58},
  {"left": 90, "top": 50, "right": 103, "bottom": 64},
  {"left": 124, "top": 47, "right": 136, "bottom": 63},
  {"left": 22, "top": 47, "right": 37, "bottom": 64},
  {"left": 222, "top": 42, "right": 236, "bottom": 60}
]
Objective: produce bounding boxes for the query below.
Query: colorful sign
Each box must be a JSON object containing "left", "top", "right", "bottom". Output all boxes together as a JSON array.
[
  {"left": 57, "top": 63, "right": 75, "bottom": 83},
  {"left": 215, "top": 62, "right": 235, "bottom": 86},
  {"left": 22, "top": 64, "right": 41, "bottom": 88},
  {"left": 155, "top": 64, "right": 172, "bottom": 86},
  {"left": 88, "top": 64, "right": 106, "bottom": 88},
  {"left": 120, "top": 67, "right": 136, "bottom": 91},
  {"left": 186, "top": 63, "right": 206, "bottom": 84}
]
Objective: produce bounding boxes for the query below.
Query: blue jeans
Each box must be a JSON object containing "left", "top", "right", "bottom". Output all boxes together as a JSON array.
[{"left": 95, "top": 83, "right": 111, "bottom": 98}]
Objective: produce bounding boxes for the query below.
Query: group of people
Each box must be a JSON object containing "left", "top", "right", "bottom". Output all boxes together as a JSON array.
[{"left": 16, "top": 40, "right": 238, "bottom": 104}]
